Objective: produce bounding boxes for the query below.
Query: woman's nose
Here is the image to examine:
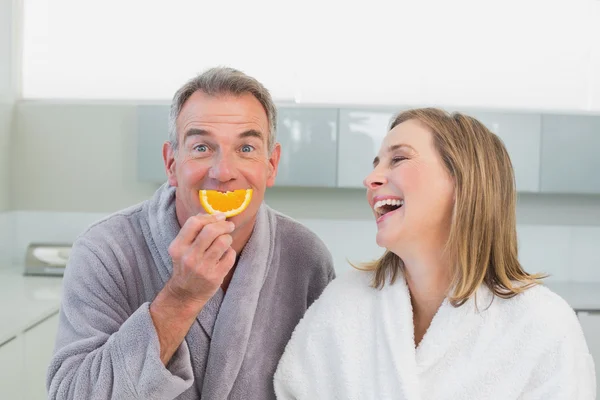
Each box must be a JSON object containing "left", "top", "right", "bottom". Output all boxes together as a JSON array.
[{"left": 363, "top": 167, "right": 386, "bottom": 190}]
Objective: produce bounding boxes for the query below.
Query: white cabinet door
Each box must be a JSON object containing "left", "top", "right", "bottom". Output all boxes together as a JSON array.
[
  {"left": 136, "top": 104, "right": 170, "bottom": 183},
  {"left": 0, "top": 336, "right": 24, "bottom": 400},
  {"left": 337, "top": 109, "right": 397, "bottom": 188},
  {"left": 23, "top": 311, "right": 60, "bottom": 400},
  {"left": 275, "top": 107, "right": 339, "bottom": 187},
  {"left": 578, "top": 312, "right": 600, "bottom": 387},
  {"left": 540, "top": 115, "right": 600, "bottom": 194},
  {"left": 338, "top": 108, "right": 542, "bottom": 192}
]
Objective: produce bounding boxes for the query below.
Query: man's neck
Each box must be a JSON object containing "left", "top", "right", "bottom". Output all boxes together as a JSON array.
[
  {"left": 221, "top": 221, "right": 254, "bottom": 293},
  {"left": 220, "top": 253, "right": 242, "bottom": 291},
  {"left": 230, "top": 217, "right": 254, "bottom": 254}
]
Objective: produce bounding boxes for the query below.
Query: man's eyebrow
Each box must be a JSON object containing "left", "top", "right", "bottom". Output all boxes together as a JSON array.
[
  {"left": 183, "top": 128, "right": 211, "bottom": 142},
  {"left": 238, "top": 129, "right": 264, "bottom": 140}
]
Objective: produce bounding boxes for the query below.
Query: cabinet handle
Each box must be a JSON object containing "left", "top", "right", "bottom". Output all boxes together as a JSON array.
[
  {"left": 23, "top": 309, "right": 60, "bottom": 333},
  {"left": 0, "top": 335, "right": 17, "bottom": 348}
]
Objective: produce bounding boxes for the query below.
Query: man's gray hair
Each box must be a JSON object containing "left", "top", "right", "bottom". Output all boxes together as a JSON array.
[{"left": 168, "top": 66, "right": 278, "bottom": 154}]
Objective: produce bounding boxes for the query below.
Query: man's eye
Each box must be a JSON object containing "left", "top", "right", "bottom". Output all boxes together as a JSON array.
[
  {"left": 241, "top": 145, "right": 254, "bottom": 153},
  {"left": 194, "top": 144, "right": 208, "bottom": 152}
]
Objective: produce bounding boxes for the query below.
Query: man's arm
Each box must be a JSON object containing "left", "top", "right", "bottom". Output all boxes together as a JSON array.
[
  {"left": 48, "top": 213, "right": 236, "bottom": 400},
  {"left": 149, "top": 212, "right": 236, "bottom": 365},
  {"left": 47, "top": 238, "right": 193, "bottom": 400},
  {"left": 306, "top": 238, "right": 336, "bottom": 308}
]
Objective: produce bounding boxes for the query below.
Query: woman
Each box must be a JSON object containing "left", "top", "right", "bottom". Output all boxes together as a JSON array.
[{"left": 273, "top": 108, "right": 596, "bottom": 399}]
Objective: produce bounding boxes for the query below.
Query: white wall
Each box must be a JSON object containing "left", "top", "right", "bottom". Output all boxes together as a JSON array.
[
  {"left": 0, "top": 0, "right": 16, "bottom": 265},
  {"left": 8, "top": 101, "right": 600, "bottom": 282},
  {"left": 20, "top": 1, "right": 600, "bottom": 112},
  {"left": 13, "top": 102, "right": 159, "bottom": 212}
]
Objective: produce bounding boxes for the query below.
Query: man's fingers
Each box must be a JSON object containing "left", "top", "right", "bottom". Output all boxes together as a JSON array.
[
  {"left": 203, "top": 234, "right": 233, "bottom": 265},
  {"left": 176, "top": 213, "right": 226, "bottom": 245},
  {"left": 169, "top": 214, "right": 229, "bottom": 259},
  {"left": 217, "top": 247, "right": 237, "bottom": 275},
  {"left": 191, "top": 220, "right": 235, "bottom": 255},
  {"left": 168, "top": 214, "right": 235, "bottom": 293}
]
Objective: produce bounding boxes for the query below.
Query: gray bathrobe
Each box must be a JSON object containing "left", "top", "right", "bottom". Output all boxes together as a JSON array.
[{"left": 47, "top": 183, "right": 335, "bottom": 400}]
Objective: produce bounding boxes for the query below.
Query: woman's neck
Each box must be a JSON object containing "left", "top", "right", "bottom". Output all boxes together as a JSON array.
[{"left": 401, "top": 252, "right": 451, "bottom": 348}]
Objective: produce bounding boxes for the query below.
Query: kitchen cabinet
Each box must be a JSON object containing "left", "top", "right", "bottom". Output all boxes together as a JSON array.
[
  {"left": 23, "top": 311, "right": 60, "bottom": 400},
  {"left": 0, "top": 336, "right": 23, "bottom": 400},
  {"left": 135, "top": 103, "right": 600, "bottom": 194},
  {"left": 337, "top": 108, "right": 542, "bottom": 192},
  {"left": 136, "top": 105, "right": 340, "bottom": 188},
  {"left": 578, "top": 311, "right": 600, "bottom": 385},
  {"left": 136, "top": 104, "right": 170, "bottom": 183},
  {"left": 275, "top": 107, "right": 338, "bottom": 187},
  {"left": 337, "top": 109, "right": 397, "bottom": 188},
  {"left": 465, "top": 111, "right": 542, "bottom": 193},
  {"left": 540, "top": 115, "right": 600, "bottom": 194}
]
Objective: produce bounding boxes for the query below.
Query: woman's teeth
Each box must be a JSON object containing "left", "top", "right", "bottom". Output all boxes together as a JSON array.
[{"left": 374, "top": 199, "right": 404, "bottom": 215}]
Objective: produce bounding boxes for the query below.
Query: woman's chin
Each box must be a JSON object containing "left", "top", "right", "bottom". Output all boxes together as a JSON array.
[{"left": 375, "top": 232, "right": 394, "bottom": 249}]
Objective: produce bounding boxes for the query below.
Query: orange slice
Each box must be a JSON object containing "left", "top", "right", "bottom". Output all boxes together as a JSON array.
[{"left": 199, "top": 189, "right": 253, "bottom": 218}]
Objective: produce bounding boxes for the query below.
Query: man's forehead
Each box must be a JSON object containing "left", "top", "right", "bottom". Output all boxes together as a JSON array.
[
  {"left": 181, "top": 91, "right": 266, "bottom": 118},
  {"left": 179, "top": 95, "right": 267, "bottom": 132}
]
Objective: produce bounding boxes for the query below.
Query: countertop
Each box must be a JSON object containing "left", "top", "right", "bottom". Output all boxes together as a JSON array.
[
  {"left": 0, "top": 265, "right": 599, "bottom": 346},
  {"left": 0, "top": 265, "right": 63, "bottom": 345}
]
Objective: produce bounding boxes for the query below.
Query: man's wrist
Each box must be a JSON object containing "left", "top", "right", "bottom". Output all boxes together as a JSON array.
[{"left": 151, "top": 283, "right": 207, "bottom": 323}]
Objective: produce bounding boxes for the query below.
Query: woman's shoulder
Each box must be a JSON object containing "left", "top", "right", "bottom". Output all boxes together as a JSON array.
[
  {"left": 328, "top": 267, "right": 375, "bottom": 289},
  {"left": 293, "top": 268, "right": 377, "bottom": 329},
  {"left": 314, "top": 267, "right": 375, "bottom": 302},
  {"left": 494, "top": 283, "right": 584, "bottom": 342},
  {"left": 497, "top": 284, "right": 596, "bottom": 396},
  {"left": 318, "top": 267, "right": 381, "bottom": 307},
  {"left": 514, "top": 284, "right": 576, "bottom": 319}
]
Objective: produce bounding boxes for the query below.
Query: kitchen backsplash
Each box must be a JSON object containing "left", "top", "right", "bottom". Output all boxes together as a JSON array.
[{"left": 4, "top": 209, "right": 600, "bottom": 282}]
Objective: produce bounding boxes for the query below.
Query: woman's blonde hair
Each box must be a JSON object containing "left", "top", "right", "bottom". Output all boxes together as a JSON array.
[{"left": 358, "top": 107, "right": 545, "bottom": 306}]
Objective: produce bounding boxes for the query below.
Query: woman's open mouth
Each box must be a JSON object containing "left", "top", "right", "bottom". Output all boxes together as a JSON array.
[{"left": 374, "top": 198, "right": 404, "bottom": 223}]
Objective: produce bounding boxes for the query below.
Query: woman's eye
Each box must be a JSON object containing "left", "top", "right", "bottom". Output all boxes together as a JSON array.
[
  {"left": 241, "top": 145, "right": 254, "bottom": 153},
  {"left": 391, "top": 156, "right": 406, "bottom": 164}
]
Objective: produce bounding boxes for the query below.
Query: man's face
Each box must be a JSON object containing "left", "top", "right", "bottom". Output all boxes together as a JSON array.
[{"left": 163, "top": 90, "right": 280, "bottom": 233}]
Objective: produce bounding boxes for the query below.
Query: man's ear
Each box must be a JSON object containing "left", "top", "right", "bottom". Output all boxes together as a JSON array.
[
  {"left": 266, "top": 142, "right": 281, "bottom": 187},
  {"left": 163, "top": 141, "right": 178, "bottom": 187}
]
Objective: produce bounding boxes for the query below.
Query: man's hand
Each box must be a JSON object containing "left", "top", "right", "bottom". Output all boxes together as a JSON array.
[
  {"left": 166, "top": 212, "right": 236, "bottom": 304},
  {"left": 150, "top": 212, "right": 236, "bottom": 366}
]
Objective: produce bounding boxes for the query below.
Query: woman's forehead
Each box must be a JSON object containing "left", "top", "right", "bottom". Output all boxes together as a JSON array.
[{"left": 382, "top": 119, "right": 432, "bottom": 150}]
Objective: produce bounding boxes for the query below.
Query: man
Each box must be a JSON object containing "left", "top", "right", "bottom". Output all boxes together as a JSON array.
[{"left": 47, "top": 67, "right": 336, "bottom": 400}]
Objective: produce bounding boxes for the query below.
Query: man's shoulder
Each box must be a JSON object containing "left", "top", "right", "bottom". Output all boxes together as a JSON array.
[
  {"left": 266, "top": 207, "right": 335, "bottom": 281},
  {"left": 63, "top": 201, "right": 153, "bottom": 284},
  {"left": 269, "top": 208, "right": 330, "bottom": 256},
  {"left": 76, "top": 201, "right": 147, "bottom": 249}
]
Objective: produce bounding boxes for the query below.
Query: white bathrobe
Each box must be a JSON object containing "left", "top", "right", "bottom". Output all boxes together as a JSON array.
[{"left": 274, "top": 269, "right": 596, "bottom": 400}]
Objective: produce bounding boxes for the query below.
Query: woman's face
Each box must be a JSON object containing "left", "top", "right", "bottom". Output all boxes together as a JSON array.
[{"left": 363, "top": 119, "right": 455, "bottom": 257}]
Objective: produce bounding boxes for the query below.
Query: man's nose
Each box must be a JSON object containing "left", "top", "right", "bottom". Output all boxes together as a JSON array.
[{"left": 208, "top": 153, "right": 236, "bottom": 182}]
